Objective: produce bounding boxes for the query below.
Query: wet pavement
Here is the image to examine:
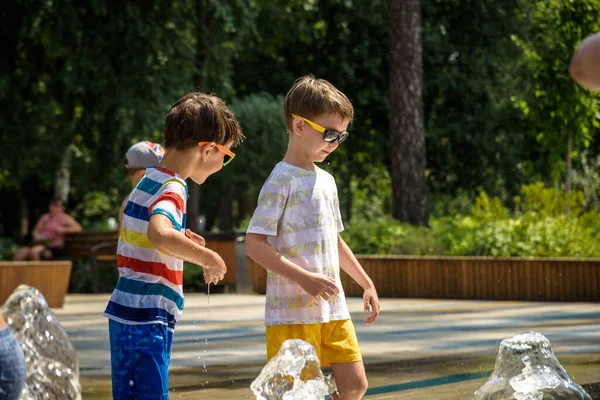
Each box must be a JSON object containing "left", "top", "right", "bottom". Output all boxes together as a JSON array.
[{"left": 51, "top": 294, "right": 600, "bottom": 399}]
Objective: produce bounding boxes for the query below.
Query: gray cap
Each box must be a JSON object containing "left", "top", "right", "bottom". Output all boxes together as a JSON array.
[{"left": 125, "top": 141, "right": 165, "bottom": 169}]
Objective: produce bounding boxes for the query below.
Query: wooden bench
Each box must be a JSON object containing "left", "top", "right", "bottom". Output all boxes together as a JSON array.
[
  {"left": 65, "top": 231, "right": 238, "bottom": 292},
  {"left": 64, "top": 231, "right": 119, "bottom": 293}
]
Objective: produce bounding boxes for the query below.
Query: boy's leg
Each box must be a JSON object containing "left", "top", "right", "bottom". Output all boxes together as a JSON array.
[
  {"left": 329, "top": 361, "right": 368, "bottom": 400},
  {"left": 322, "top": 320, "right": 367, "bottom": 400},
  {"left": 109, "top": 320, "right": 172, "bottom": 400}
]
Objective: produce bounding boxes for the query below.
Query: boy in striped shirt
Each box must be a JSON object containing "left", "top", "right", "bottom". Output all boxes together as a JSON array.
[{"left": 105, "top": 92, "right": 243, "bottom": 400}]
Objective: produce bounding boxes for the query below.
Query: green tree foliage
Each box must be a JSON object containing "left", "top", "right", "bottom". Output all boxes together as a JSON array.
[
  {"left": 1, "top": 0, "right": 599, "bottom": 239},
  {"left": 510, "top": 0, "right": 600, "bottom": 183},
  {"left": 1, "top": 0, "right": 195, "bottom": 229},
  {"left": 232, "top": 0, "right": 390, "bottom": 221},
  {"left": 422, "top": 0, "right": 530, "bottom": 199}
]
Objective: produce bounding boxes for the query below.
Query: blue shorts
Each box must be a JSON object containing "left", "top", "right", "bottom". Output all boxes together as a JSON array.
[
  {"left": 109, "top": 320, "right": 173, "bottom": 400},
  {"left": 0, "top": 325, "right": 26, "bottom": 400}
]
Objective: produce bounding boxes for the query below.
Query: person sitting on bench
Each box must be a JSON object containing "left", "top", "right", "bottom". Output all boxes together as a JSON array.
[{"left": 13, "top": 197, "right": 82, "bottom": 261}]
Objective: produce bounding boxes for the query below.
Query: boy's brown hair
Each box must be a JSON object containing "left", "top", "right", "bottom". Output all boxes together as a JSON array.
[
  {"left": 283, "top": 75, "right": 354, "bottom": 132},
  {"left": 164, "top": 92, "right": 244, "bottom": 150}
]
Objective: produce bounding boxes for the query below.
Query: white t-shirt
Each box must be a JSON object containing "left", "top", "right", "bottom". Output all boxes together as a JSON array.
[{"left": 247, "top": 162, "right": 351, "bottom": 326}]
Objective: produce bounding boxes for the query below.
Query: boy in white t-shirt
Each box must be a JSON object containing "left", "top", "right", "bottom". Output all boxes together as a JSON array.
[{"left": 245, "top": 75, "right": 380, "bottom": 400}]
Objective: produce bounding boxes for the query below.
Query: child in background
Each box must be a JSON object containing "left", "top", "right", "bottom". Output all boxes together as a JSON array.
[{"left": 118, "top": 141, "right": 165, "bottom": 234}]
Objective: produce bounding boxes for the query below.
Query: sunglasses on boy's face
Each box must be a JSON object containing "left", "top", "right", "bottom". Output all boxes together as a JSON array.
[
  {"left": 198, "top": 141, "right": 235, "bottom": 166},
  {"left": 292, "top": 114, "right": 349, "bottom": 144}
]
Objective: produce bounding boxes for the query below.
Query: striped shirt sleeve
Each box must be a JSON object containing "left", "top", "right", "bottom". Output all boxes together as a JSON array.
[{"left": 148, "top": 180, "right": 186, "bottom": 231}]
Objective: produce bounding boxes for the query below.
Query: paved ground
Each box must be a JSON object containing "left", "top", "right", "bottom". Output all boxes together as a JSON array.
[{"left": 51, "top": 294, "right": 600, "bottom": 399}]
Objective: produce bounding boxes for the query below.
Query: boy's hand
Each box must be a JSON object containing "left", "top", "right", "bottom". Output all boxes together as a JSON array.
[
  {"left": 202, "top": 251, "right": 227, "bottom": 285},
  {"left": 301, "top": 272, "right": 340, "bottom": 301},
  {"left": 185, "top": 229, "right": 224, "bottom": 284},
  {"left": 363, "top": 286, "right": 380, "bottom": 325},
  {"left": 185, "top": 229, "right": 206, "bottom": 246}
]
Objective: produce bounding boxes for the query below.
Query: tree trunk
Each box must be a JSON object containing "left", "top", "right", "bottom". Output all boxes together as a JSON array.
[
  {"left": 54, "top": 146, "right": 71, "bottom": 202},
  {"left": 565, "top": 129, "right": 572, "bottom": 214},
  {"left": 389, "top": 0, "right": 429, "bottom": 226}
]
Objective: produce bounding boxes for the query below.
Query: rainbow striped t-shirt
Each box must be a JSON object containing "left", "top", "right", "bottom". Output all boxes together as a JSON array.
[{"left": 104, "top": 167, "right": 187, "bottom": 332}]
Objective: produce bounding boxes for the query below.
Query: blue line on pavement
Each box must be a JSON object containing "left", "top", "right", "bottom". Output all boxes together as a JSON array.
[{"left": 364, "top": 370, "right": 492, "bottom": 397}]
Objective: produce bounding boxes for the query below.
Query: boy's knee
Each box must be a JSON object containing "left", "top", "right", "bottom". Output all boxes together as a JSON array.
[
  {"left": 353, "top": 376, "right": 368, "bottom": 396},
  {"left": 336, "top": 376, "right": 368, "bottom": 399}
]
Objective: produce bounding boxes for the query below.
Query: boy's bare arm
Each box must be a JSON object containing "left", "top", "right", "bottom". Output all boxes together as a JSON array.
[
  {"left": 147, "top": 214, "right": 226, "bottom": 284},
  {"left": 338, "top": 234, "right": 374, "bottom": 290},
  {"left": 245, "top": 233, "right": 339, "bottom": 300},
  {"left": 570, "top": 32, "right": 600, "bottom": 91},
  {"left": 338, "top": 234, "right": 380, "bottom": 324}
]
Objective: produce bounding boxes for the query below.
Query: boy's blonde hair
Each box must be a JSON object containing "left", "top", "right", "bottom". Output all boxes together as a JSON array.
[{"left": 283, "top": 75, "right": 354, "bottom": 132}]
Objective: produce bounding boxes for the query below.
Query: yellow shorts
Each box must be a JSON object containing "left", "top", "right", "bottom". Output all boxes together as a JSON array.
[{"left": 266, "top": 319, "right": 362, "bottom": 367}]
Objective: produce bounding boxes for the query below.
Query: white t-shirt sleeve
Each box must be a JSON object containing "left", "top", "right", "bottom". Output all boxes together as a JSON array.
[{"left": 247, "top": 178, "right": 289, "bottom": 236}]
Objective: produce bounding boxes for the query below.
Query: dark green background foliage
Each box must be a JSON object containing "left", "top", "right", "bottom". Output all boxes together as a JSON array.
[{"left": 1, "top": 0, "right": 599, "bottom": 262}]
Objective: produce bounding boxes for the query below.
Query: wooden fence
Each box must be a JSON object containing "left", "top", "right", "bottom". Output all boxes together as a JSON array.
[
  {"left": 248, "top": 256, "right": 600, "bottom": 302},
  {"left": 0, "top": 261, "right": 73, "bottom": 308}
]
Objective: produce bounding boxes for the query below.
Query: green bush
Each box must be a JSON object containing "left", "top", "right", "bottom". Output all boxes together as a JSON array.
[
  {"left": 430, "top": 191, "right": 473, "bottom": 217},
  {"left": 342, "top": 182, "right": 600, "bottom": 258},
  {"left": 572, "top": 151, "right": 600, "bottom": 212},
  {"left": 73, "top": 189, "right": 121, "bottom": 230},
  {"left": 0, "top": 237, "right": 17, "bottom": 261},
  {"left": 518, "top": 181, "right": 584, "bottom": 216},
  {"left": 348, "top": 163, "right": 392, "bottom": 221},
  {"left": 342, "top": 216, "right": 448, "bottom": 256},
  {"left": 446, "top": 215, "right": 598, "bottom": 257},
  {"left": 183, "top": 262, "right": 206, "bottom": 292}
]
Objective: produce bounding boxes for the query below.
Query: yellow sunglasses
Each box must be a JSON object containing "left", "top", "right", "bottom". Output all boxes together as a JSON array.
[
  {"left": 292, "top": 114, "right": 349, "bottom": 144},
  {"left": 198, "top": 141, "right": 235, "bottom": 166}
]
